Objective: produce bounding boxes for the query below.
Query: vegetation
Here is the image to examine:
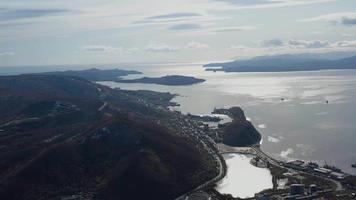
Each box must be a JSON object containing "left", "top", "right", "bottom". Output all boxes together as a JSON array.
[
  {"left": 32, "top": 68, "right": 142, "bottom": 81},
  {"left": 214, "top": 107, "right": 261, "bottom": 147},
  {"left": 0, "top": 75, "right": 217, "bottom": 200}
]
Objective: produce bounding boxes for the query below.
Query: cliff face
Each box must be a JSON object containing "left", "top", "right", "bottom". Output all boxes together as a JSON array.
[{"left": 215, "top": 107, "right": 261, "bottom": 147}]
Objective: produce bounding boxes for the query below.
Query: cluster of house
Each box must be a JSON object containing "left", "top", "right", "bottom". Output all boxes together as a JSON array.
[
  {"left": 255, "top": 184, "right": 335, "bottom": 200},
  {"left": 283, "top": 160, "right": 348, "bottom": 180},
  {"left": 281, "top": 184, "right": 333, "bottom": 200}
]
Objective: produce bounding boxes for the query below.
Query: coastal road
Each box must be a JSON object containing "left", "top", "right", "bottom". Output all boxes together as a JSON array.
[
  {"left": 98, "top": 101, "right": 108, "bottom": 111},
  {"left": 252, "top": 146, "right": 344, "bottom": 191},
  {"left": 174, "top": 141, "right": 225, "bottom": 200}
]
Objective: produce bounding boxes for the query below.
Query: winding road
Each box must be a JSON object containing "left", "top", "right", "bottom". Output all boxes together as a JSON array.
[{"left": 174, "top": 141, "right": 225, "bottom": 200}]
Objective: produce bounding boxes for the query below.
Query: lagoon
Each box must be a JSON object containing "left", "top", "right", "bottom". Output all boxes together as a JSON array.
[{"left": 215, "top": 154, "right": 273, "bottom": 198}]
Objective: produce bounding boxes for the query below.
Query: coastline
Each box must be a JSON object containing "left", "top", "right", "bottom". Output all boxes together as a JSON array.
[{"left": 177, "top": 104, "right": 355, "bottom": 199}]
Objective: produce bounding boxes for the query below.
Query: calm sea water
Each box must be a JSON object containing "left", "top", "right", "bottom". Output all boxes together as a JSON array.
[{"left": 100, "top": 63, "right": 356, "bottom": 175}]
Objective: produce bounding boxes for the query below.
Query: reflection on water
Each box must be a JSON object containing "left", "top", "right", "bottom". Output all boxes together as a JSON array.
[
  {"left": 215, "top": 154, "right": 273, "bottom": 198},
  {"left": 100, "top": 64, "right": 356, "bottom": 175}
]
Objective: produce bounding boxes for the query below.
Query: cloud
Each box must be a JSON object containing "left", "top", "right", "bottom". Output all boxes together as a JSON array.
[
  {"left": 261, "top": 38, "right": 284, "bottom": 47},
  {"left": 0, "top": 8, "right": 70, "bottom": 22},
  {"left": 341, "top": 33, "right": 353, "bottom": 37},
  {"left": 144, "top": 42, "right": 180, "bottom": 53},
  {"left": 301, "top": 12, "right": 356, "bottom": 26},
  {"left": 186, "top": 42, "right": 210, "bottom": 49},
  {"left": 168, "top": 23, "right": 202, "bottom": 30},
  {"left": 147, "top": 12, "right": 201, "bottom": 20},
  {"left": 134, "top": 12, "right": 203, "bottom": 25},
  {"left": 143, "top": 41, "right": 211, "bottom": 52},
  {"left": 333, "top": 40, "right": 356, "bottom": 48},
  {"left": 230, "top": 38, "right": 356, "bottom": 59},
  {"left": 214, "top": 0, "right": 282, "bottom": 6},
  {"left": 213, "top": 26, "right": 256, "bottom": 32},
  {"left": 288, "top": 39, "right": 330, "bottom": 49},
  {"left": 229, "top": 45, "right": 253, "bottom": 50},
  {"left": 260, "top": 39, "right": 331, "bottom": 49},
  {"left": 82, "top": 45, "right": 123, "bottom": 53},
  {"left": 212, "top": 0, "right": 337, "bottom": 9},
  {"left": 0, "top": 52, "right": 14, "bottom": 57}
]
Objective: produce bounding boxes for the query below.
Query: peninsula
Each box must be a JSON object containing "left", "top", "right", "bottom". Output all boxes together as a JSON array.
[
  {"left": 213, "top": 107, "right": 261, "bottom": 147},
  {"left": 116, "top": 75, "right": 205, "bottom": 86}
]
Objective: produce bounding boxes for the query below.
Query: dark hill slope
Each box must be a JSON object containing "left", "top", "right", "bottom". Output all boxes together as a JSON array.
[
  {"left": 33, "top": 68, "right": 142, "bottom": 81},
  {"left": 214, "top": 107, "right": 261, "bottom": 147},
  {"left": 0, "top": 75, "right": 217, "bottom": 200}
]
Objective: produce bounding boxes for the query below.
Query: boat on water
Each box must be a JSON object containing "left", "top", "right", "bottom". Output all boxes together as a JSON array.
[{"left": 352, "top": 163, "right": 356, "bottom": 168}]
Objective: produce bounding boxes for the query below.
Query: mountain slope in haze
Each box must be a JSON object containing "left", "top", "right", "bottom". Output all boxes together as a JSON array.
[
  {"left": 0, "top": 75, "right": 218, "bottom": 200},
  {"left": 32, "top": 68, "right": 142, "bottom": 81},
  {"left": 205, "top": 54, "right": 356, "bottom": 72}
]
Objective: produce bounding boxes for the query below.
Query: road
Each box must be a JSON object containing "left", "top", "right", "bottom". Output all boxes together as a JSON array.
[
  {"left": 98, "top": 101, "right": 108, "bottom": 111},
  {"left": 174, "top": 140, "right": 225, "bottom": 200},
  {"left": 252, "top": 146, "right": 344, "bottom": 191},
  {"left": 174, "top": 141, "right": 345, "bottom": 200}
]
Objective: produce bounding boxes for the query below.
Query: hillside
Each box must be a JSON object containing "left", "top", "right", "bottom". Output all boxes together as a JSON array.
[
  {"left": 204, "top": 54, "right": 356, "bottom": 72},
  {"left": 32, "top": 68, "right": 142, "bottom": 81},
  {"left": 213, "top": 107, "right": 261, "bottom": 147},
  {"left": 0, "top": 75, "right": 218, "bottom": 200}
]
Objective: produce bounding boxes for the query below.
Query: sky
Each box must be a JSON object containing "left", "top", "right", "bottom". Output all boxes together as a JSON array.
[{"left": 0, "top": 0, "right": 356, "bottom": 66}]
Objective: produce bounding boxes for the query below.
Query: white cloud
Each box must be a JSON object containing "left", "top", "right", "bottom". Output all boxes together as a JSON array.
[
  {"left": 288, "top": 39, "right": 330, "bottom": 49},
  {"left": 342, "top": 33, "right": 353, "bottom": 37},
  {"left": 213, "top": 0, "right": 337, "bottom": 10},
  {"left": 213, "top": 26, "right": 256, "bottom": 32},
  {"left": 186, "top": 42, "right": 210, "bottom": 49},
  {"left": 229, "top": 39, "right": 356, "bottom": 59},
  {"left": 229, "top": 45, "right": 253, "bottom": 50},
  {"left": 332, "top": 40, "right": 356, "bottom": 48},
  {"left": 143, "top": 41, "right": 211, "bottom": 52},
  {"left": 259, "top": 39, "right": 356, "bottom": 50},
  {"left": 144, "top": 42, "right": 180, "bottom": 53},
  {"left": 261, "top": 38, "right": 284, "bottom": 47},
  {"left": 0, "top": 52, "right": 14, "bottom": 56},
  {"left": 82, "top": 45, "right": 123, "bottom": 53},
  {"left": 301, "top": 12, "right": 356, "bottom": 26}
]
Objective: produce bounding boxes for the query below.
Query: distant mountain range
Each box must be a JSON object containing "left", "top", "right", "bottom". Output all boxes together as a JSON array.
[{"left": 204, "top": 53, "right": 356, "bottom": 72}]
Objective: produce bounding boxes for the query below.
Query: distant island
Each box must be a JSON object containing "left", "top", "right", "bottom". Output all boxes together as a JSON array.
[
  {"left": 116, "top": 75, "right": 205, "bottom": 86},
  {"left": 204, "top": 54, "right": 356, "bottom": 73},
  {"left": 31, "top": 68, "right": 142, "bottom": 81}
]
